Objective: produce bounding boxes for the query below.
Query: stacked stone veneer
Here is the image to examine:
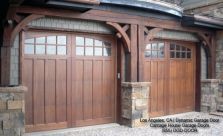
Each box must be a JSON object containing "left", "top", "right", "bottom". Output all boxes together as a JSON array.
[
  {"left": 216, "top": 31, "right": 223, "bottom": 80},
  {"left": 121, "top": 82, "right": 150, "bottom": 127},
  {"left": 201, "top": 79, "right": 222, "bottom": 112},
  {"left": 0, "top": 86, "right": 27, "bottom": 136}
]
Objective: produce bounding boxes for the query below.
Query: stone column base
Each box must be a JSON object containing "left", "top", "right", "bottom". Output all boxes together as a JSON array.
[
  {"left": 0, "top": 86, "right": 27, "bottom": 136},
  {"left": 121, "top": 82, "right": 151, "bottom": 127}
]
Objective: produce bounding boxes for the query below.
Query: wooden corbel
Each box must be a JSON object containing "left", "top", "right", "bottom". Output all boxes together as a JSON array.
[
  {"left": 4, "top": 14, "right": 44, "bottom": 46},
  {"left": 106, "top": 22, "right": 131, "bottom": 53},
  {"left": 145, "top": 27, "right": 163, "bottom": 43}
]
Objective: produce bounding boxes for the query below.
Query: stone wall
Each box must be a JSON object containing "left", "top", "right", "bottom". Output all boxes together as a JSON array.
[
  {"left": 121, "top": 82, "right": 150, "bottom": 127},
  {"left": 201, "top": 79, "right": 221, "bottom": 112},
  {"left": 0, "top": 86, "right": 26, "bottom": 136},
  {"left": 216, "top": 31, "right": 223, "bottom": 80}
]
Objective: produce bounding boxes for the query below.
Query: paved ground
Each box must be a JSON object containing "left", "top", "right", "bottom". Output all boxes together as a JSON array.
[{"left": 25, "top": 112, "right": 223, "bottom": 136}]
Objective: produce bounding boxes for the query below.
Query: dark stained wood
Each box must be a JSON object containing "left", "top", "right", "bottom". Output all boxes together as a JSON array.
[
  {"left": 22, "top": 31, "right": 117, "bottom": 131},
  {"left": 15, "top": 6, "right": 213, "bottom": 34},
  {"left": 106, "top": 22, "right": 130, "bottom": 53},
  {"left": 145, "top": 28, "right": 163, "bottom": 43},
  {"left": 129, "top": 24, "right": 138, "bottom": 82},
  {"left": 116, "top": 25, "right": 129, "bottom": 38},
  {"left": 71, "top": 34, "right": 117, "bottom": 127},
  {"left": 138, "top": 25, "right": 145, "bottom": 82},
  {"left": 10, "top": 14, "right": 44, "bottom": 46},
  {"left": 144, "top": 40, "right": 196, "bottom": 117},
  {"left": 195, "top": 43, "right": 201, "bottom": 111}
]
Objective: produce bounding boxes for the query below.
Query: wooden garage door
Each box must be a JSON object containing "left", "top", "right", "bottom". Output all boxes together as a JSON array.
[
  {"left": 144, "top": 40, "right": 195, "bottom": 117},
  {"left": 22, "top": 31, "right": 116, "bottom": 132}
]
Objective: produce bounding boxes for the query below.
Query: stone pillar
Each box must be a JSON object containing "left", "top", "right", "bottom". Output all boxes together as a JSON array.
[
  {"left": 121, "top": 82, "right": 150, "bottom": 127},
  {"left": 201, "top": 79, "right": 220, "bottom": 112},
  {"left": 0, "top": 86, "right": 27, "bottom": 136}
]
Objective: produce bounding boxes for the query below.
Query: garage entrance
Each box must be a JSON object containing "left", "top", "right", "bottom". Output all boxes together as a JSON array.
[
  {"left": 144, "top": 40, "right": 196, "bottom": 117},
  {"left": 22, "top": 31, "right": 117, "bottom": 132}
]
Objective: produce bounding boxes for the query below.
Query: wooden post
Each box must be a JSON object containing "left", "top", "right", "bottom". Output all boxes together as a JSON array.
[
  {"left": 138, "top": 25, "right": 145, "bottom": 82},
  {"left": 129, "top": 24, "right": 138, "bottom": 82}
]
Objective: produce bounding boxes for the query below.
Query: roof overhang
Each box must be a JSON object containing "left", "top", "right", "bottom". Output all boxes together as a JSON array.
[
  {"left": 182, "top": 14, "right": 223, "bottom": 29},
  {"left": 46, "top": 0, "right": 183, "bottom": 17}
]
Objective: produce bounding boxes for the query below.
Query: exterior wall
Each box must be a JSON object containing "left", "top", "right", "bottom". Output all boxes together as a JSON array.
[
  {"left": 201, "top": 46, "right": 207, "bottom": 79},
  {"left": 216, "top": 31, "right": 223, "bottom": 80},
  {"left": 0, "top": 86, "right": 26, "bottom": 136},
  {"left": 10, "top": 35, "right": 19, "bottom": 85}
]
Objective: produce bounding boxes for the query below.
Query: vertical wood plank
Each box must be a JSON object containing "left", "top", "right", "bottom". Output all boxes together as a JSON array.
[
  {"left": 74, "top": 60, "right": 84, "bottom": 121},
  {"left": 45, "top": 60, "right": 56, "bottom": 123},
  {"left": 33, "top": 59, "right": 45, "bottom": 125},
  {"left": 93, "top": 60, "right": 103, "bottom": 118},
  {"left": 138, "top": 25, "right": 145, "bottom": 81},
  {"left": 83, "top": 60, "right": 93, "bottom": 120},
  {"left": 23, "top": 59, "right": 34, "bottom": 125},
  {"left": 56, "top": 60, "right": 67, "bottom": 122}
]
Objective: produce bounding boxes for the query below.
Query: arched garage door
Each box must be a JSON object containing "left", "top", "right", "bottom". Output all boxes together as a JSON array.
[
  {"left": 22, "top": 31, "right": 116, "bottom": 132},
  {"left": 144, "top": 40, "right": 196, "bottom": 117}
]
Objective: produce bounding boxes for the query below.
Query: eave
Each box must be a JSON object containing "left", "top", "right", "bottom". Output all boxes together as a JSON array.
[{"left": 182, "top": 14, "right": 223, "bottom": 30}]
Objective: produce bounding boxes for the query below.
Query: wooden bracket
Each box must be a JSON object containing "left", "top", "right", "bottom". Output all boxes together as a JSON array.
[
  {"left": 145, "top": 27, "right": 163, "bottom": 43},
  {"left": 106, "top": 22, "right": 131, "bottom": 53},
  {"left": 3, "top": 14, "right": 44, "bottom": 46},
  {"left": 197, "top": 32, "right": 212, "bottom": 57}
]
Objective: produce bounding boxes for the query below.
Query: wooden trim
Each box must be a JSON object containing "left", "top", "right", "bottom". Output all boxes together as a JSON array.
[
  {"left": 25, "top": 122, "right": 68, "bottom": 133},
  {"left": 116, "top": 25, "right": 129, "bottom": 38},
  {"left": 145, "top": 27, "right": 163, "bottom": 43},
  {"left": 15, "top": 6, "right": 213, "bottom": 34},
  {"left": 106, "top": 22, "right": 131, "bottom": 53},
  {"left": 195, "top": 43, "right": 201, "bottom": 111},
  {"left": 10, "top": 14, "right": 44, "bottom": 46},
  {"left": 138, "top": 25, "right": 145, "bottom": 82}
]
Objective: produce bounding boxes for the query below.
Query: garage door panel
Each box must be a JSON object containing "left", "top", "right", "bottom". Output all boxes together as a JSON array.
[
  {"left": 74, "top": 60, "right": 84, "bottom": 121},
  {"left": 56, "top": 60, "right": 68, "bottom": 122},
  {"left": 103, "top": 60, "right": 113, "bottom": 117},
  {"left": 93, "top": 60, "right": 103, "bottom": 119},
  {"left": 83, "top": 60, "right": 93, "bottom": 120},
  {"left": 45, "top": 60, "right": 56, "bottom": 124},
  {"left": 146, "top": 41, "right": 195, "bottom": 117},
  {"left": 23, "top": 59, "right": 34, "bottom": 125},
  {"left": 33, "top": 60, "right": 45, "bottom": 125},
  {"left": 23, "top": 32, "right": 116, "bottom": 131}
]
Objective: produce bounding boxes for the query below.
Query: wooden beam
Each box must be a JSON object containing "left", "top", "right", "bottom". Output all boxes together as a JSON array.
[
  {"left": 15, "top": 6, "right": 213, "bottom": 34},
  {"left": 145, "top": 27, "right": 163, "bottom": 43},
  {"left": 116, "top": 24, "right": 129, "bottom": 38},
  {"left": 129, "top": 24, "right": 138, "bottom": 82},
  {"left": 138, "top": 25, "right": 145, "bottom": 82},
  {"left": 106, "top": 22, "right": 131, "bottom": 53},
  {"left": 9, "top": 14, "right": 44, "bottom": 46}
]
